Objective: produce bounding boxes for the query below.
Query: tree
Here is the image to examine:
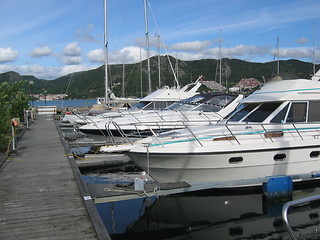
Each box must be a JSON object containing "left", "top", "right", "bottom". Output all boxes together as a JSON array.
[{"left": 0, "top": 81, "right": 29, "bottom": 151}]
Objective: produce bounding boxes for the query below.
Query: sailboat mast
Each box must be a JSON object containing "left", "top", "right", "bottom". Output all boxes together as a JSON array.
[
  {"left": 313, "top": 23, "right": 316, "bottom": 75},
  {"left": 219, "top": 30, "right": 222, "bottom": 87},
  {"left": 140, "top": 47, "right": 143, "bottom": 98},
  {"left": 104, "top": 0, "right": 109, "bottom": 108},
  {"left": 157, "top": 34, "right": 161, "bottom": 88},
  {"left": 276, "top": 36, "right": 280, "bottom": 75},
  {"left": 144, "top": 0, "right": 152, "bottom": 94}
]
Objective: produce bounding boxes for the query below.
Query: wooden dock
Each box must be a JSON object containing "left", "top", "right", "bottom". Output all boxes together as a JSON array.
[{"left": 0, "top": 115, "right": 110, "bottom": 240}]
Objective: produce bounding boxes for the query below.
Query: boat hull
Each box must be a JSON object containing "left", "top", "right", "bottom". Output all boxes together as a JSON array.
[{"left": 127, "top": 144, "right": 320, "bottom": 186}]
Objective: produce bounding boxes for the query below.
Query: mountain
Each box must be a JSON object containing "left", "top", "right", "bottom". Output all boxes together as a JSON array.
[{"left": 0, "top": 57, "right": 318, "bottom": 99}]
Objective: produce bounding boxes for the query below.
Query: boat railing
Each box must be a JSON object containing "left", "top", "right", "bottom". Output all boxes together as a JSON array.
[
  {"left": 101, "top": 119, "right": 320, "bottom": 147},
  {"left": 105, "top": 120, "right": 134, "bottom": 146},
  {"left": 133, "top": 121, "right": 320, "bottom": 147},
  {"left": 282, "top": 194, "right": 320, "bottom": 240}
]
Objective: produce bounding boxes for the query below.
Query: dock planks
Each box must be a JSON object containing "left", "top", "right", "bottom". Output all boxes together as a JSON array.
[{"left": 0, "top": 115, "right": 107, "bottom": 240}]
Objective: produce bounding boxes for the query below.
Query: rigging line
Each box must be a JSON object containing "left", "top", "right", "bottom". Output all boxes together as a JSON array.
[
  {"left": 114, "top": 0, "right": 135, "bottom": 51},
  {"left": 147, "top": 1, "right": 179, "bottom": 88}
]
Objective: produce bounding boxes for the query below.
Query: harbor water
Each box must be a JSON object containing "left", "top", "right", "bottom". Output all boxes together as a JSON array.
[
  {"left": 55, "top": 100, "right": 320, "bottom": 239},
  {"left": 81, "top": 163, "right": 320, "bottom": 240},
  {"left": 31, "top": 99, "right": 97, "bottom": 108}
]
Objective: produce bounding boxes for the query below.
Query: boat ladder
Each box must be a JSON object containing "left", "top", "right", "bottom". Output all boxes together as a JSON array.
[
  {"left": 282, "top": 194, "right": 320, "bottom": 239},
  {"left": 105, "top": 120, "right": 133, "bottom": 146}
]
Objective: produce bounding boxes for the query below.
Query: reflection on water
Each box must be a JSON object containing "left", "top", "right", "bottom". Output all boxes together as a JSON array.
[{"left": 95, "top": 184, "right": 320, "bottom": 240}]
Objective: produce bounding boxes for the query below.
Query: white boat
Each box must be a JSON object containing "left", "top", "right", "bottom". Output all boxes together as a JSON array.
[
  {"left": 79, "top": 92, "right": 244, "bottom": 145},
  {"left": 127, "top": 71, "right": 320, "bottom": 187}
]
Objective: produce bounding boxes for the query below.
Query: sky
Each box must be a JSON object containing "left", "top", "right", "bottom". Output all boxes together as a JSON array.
[{"left": 0, "top": 0, "right": 320, "bottom": 80}]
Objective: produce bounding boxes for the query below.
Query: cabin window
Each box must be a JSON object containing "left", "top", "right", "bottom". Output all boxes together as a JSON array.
[
  {"left": 286, "top": 102, "right": 307, "bottom": 122},
  {"left": 271, "top": 103, "right": 290, "bottom": 123},
  {"left": 229, "top": 157, "right": 243, "bottom": 164},
  {"left": 207, "top": 95, "right": 236, "bottom": 107},
  {"left": 196, "top": 104, "right": 222, "bottom": 112},
  {"left": 244, "top": 102, "right": 282, "bottom": 122},
  {"left": 274, "top": 153, "right": 286, "bottom": 161},
  {"left": 310, "top": 151, "right": 320, "bottom": 158},
  {"left": 308, "top": 101, "right": 320, "bottom": 122},
  {"left": 228, "top": 103, "right": 259, "bottom": 122},
  {"left": 183, "top": 95, "right": 205, "bottom": 103}
]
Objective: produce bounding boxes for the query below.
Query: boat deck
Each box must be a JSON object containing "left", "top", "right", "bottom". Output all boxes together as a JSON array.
[{"left": 0, "top": 115, "right": 109, "bottom": 240}]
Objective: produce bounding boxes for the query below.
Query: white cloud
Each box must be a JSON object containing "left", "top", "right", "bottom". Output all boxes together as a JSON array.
[
  {"left": 64, "top": 42, "right": 81, "bottom": 56},
  {"left": 0, "top": 47, "right": 18, "bottom": 63},
  {"left": 278, "top": 47, "right": 312, "bottom": 59},
  {"left": 87, "top": 49, "right": 104, "bottom": 63},
  {"left": 60, "top": 65, "right": 94, "bottom": 76},
  {"left": 63, "top": 56, "right": 82, "bottom": 65},
  {"left": 296, "top": 37, "right": 308, "bottom": 44},
  {"left": 109, "top": 47, "right": 150, "bottom": 64},
  {"left": 170, "top": 40, "right": 212, "bottom": 51},
  {"left": 0, "top": 64, "right": 96, "bottom": 80},
  {"left": 87, "top": 47, "right": 152, "bottom": 64},
  {"left": 30, "top": 46, "right": 52, "bottom": 57}
]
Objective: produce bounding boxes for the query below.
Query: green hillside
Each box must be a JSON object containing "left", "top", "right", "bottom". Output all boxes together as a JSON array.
[{"left": 0, "top": 57, "right": 317, "bottom": 99}]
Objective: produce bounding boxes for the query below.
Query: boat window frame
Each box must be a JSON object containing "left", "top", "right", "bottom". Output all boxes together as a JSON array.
[
  {"left": 242, "top": 102, "right": 283, "bottom": 123},
  {"left": 268, "top": 102, "right": 290, "bottom": 123},
  {"left": 285, "top": 101, "right": 308, "bottom": 123},
  {"left": 226, "top": 103, "right": 261, "bottom": 123},
  {"left": 308, "top": 101, "right": 320, "bottom": 122}
]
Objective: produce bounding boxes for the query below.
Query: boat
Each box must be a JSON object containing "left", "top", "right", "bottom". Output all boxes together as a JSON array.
[
  {"left": 126, "top": 70, "right": 320, "bottom": 187},
  {"left": 79, "top": 92, "right": 244, "bottom": 144},
  {"left": 62, "top": 80, "right": 202, "bottom": 125}
]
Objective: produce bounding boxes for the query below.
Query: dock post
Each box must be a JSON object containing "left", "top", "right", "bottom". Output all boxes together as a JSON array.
[{"left": 11, "top": 124, "right": 15, "bottom": 151}]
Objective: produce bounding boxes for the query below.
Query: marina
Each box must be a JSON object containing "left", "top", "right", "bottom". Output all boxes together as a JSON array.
[
  {"left": 2, "top": 102, "right": 320, "bottom": 239},
  {"left": 1, "top": 0, "right": 320, "bottom": 239}
]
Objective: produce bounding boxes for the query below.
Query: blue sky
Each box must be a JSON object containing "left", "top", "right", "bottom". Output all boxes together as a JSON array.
[{"left": 0, "top": 0, "right": 319, "bottom": 79}]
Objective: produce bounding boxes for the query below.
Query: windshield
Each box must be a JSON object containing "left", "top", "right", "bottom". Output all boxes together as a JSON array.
[
  {"left": 165, "top": 94, "right": 237, "bottom": 112},
  {"left": 129, "top": 102, "right": 149, "bottom": 111},
  {"left": 227, "top": 102, "right": 282, "bottom": 123},
  {"left": 206, "top": 95, "right": 236, "bottom": 107},
  {"left": 227, "top": 103, "right": 259, "bottom": 122}
]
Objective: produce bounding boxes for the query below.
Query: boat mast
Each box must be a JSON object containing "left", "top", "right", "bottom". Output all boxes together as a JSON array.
[
  {"left": 144, "top": 0, "right": 152, "bottom": 94},
  {"left": 219, "top": 30, "right": 222, "bottom": 87},
  {"left": 276, "top": 36, "right": 280, "bottom": 75},
  {"left": 273, "top": 36, "right": 280, "bottom": 75},
  {"left": 157, "top": 34, "right": 161, "bottom": 88},
  {"left": 140, "top": 46, "right": 143, "bottom": 98},
  {"left": 313, "top": 22, "right": 316, "bottom": 75},
  {"left": 122, "top": 61, "right": 125, "bottom": 97},
  {"left": 104, "top": 0, "right": 110, "bottom": 108}
]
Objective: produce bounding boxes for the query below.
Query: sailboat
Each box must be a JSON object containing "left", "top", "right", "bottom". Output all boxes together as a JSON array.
[{"left": 62, "top": 0, "right": 202, "bottom": 125}]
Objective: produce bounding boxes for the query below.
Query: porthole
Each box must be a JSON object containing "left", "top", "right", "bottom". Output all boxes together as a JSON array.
[
  {"left": 274, "top": 153, "right": 286, "bottom": 161},
  {"left": 229, "top": 156, "right": 243, "bottom": 164},
  {"left": 310, "top": 151, "right": 320, "bottom": 158}
]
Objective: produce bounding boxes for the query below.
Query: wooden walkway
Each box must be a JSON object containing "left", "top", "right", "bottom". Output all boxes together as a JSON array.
[{"left": 0, "top": 115, "right": 109, "bottom": 240}]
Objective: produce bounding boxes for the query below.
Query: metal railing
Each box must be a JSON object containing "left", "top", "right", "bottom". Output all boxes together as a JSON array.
[{"left": 282, "top": 194, "right": 320, "bottom": 240}]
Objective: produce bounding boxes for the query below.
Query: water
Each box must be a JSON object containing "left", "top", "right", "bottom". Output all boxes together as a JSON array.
[
  {"left": 30, "top": 99, "right": 97, "bottom": 108},
  {"left": 82, "top": 165, "right": 320, "bottom": 240}
]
